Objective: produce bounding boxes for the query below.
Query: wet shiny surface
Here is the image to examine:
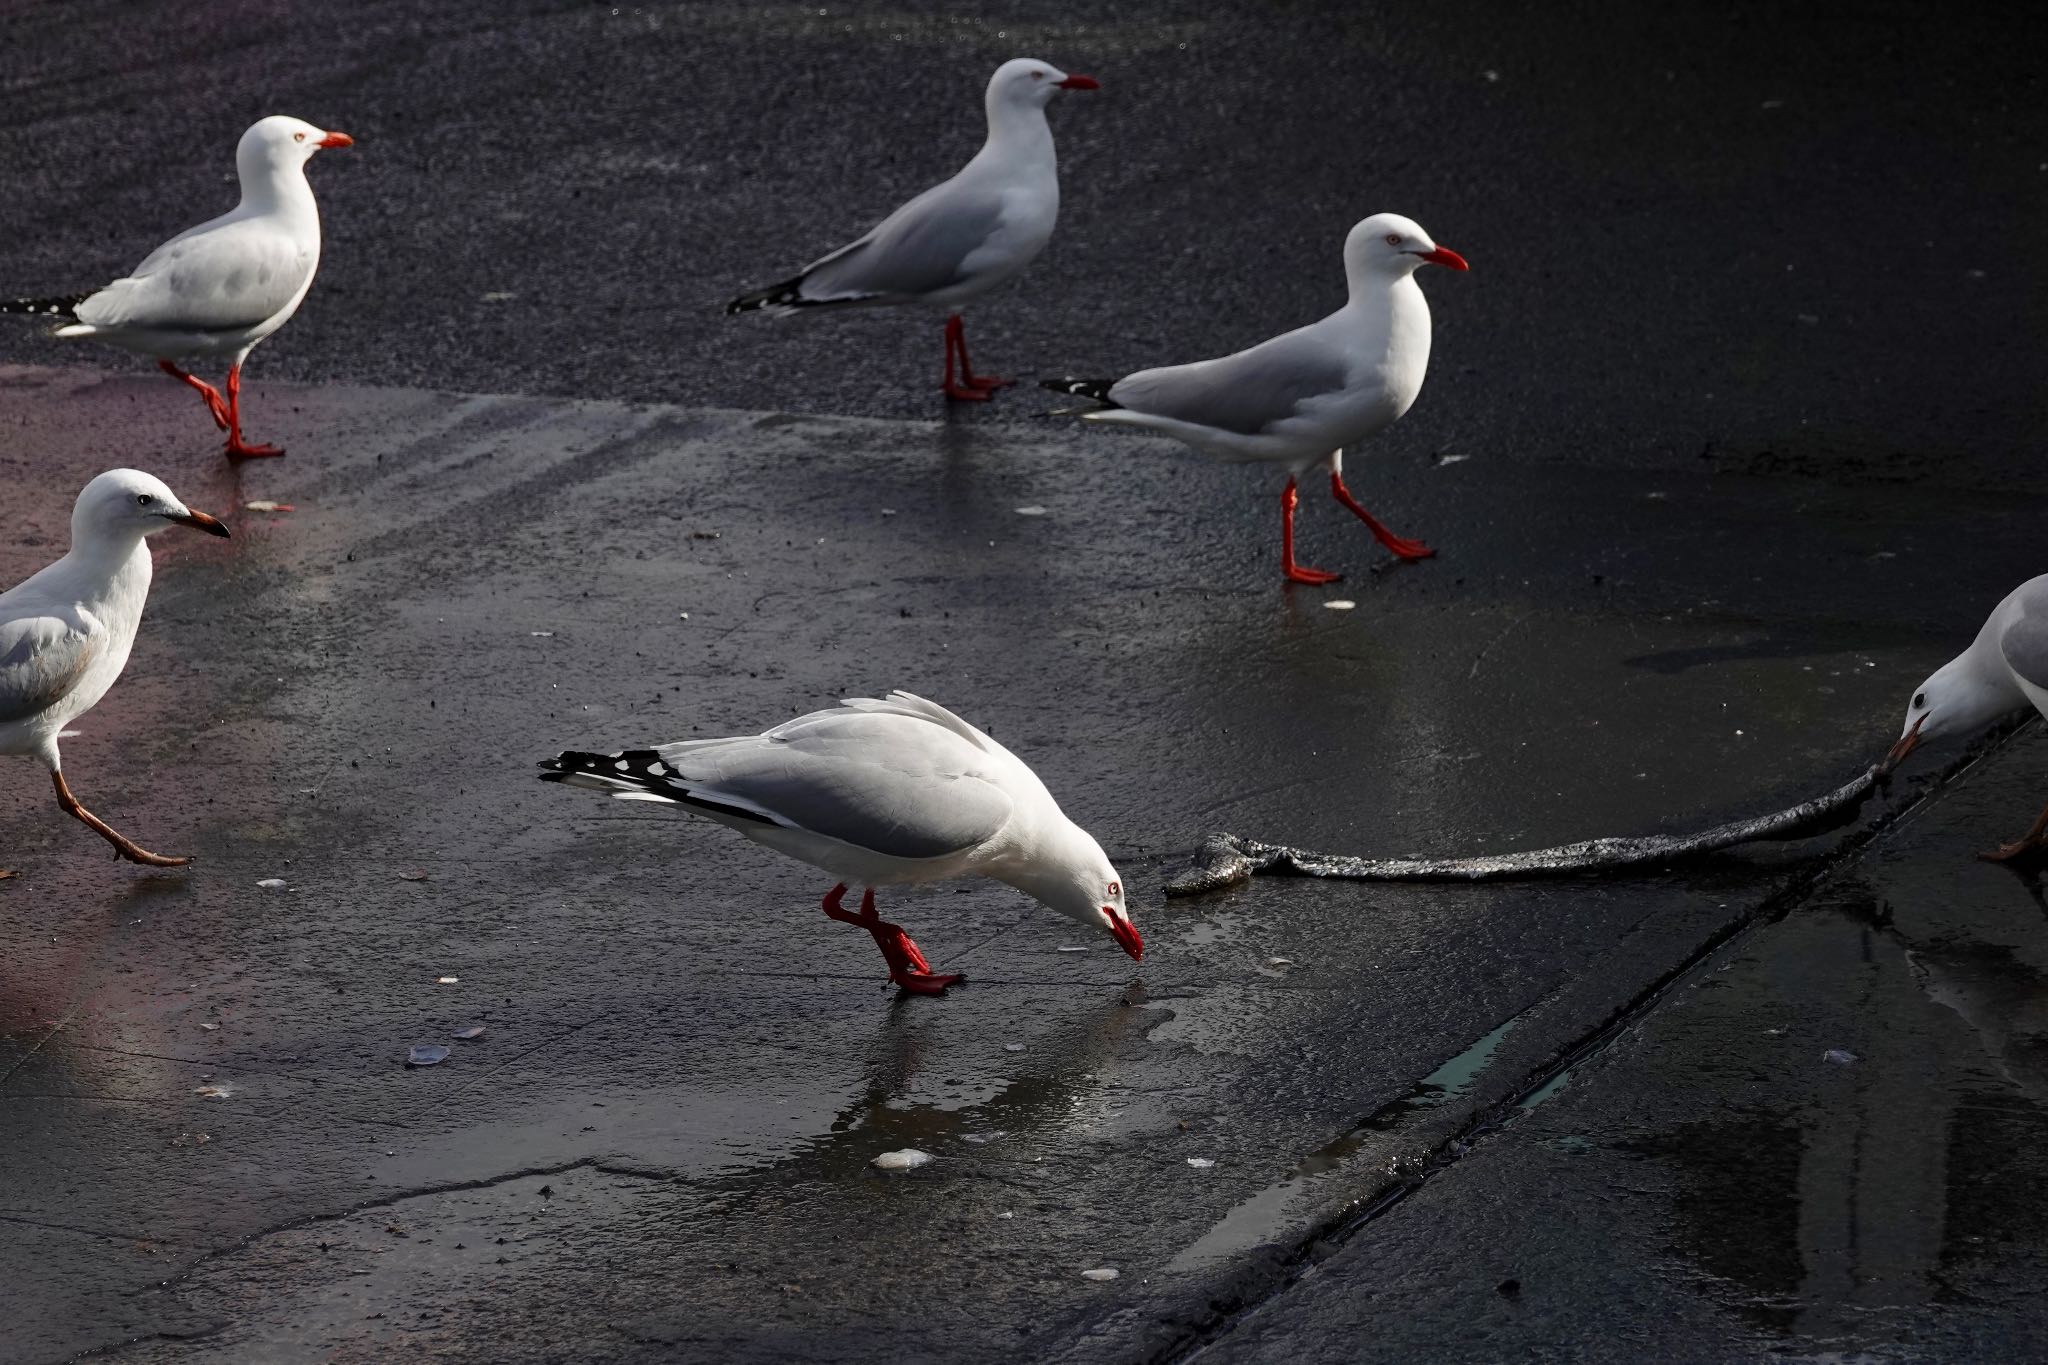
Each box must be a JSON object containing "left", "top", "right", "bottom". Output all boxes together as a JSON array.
[{"left": 1, "top": 366, "right": 2043, "bottom": 1362}]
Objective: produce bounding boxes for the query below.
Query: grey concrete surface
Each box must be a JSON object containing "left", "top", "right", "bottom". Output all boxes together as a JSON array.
[{"left": 0, "top": 363, "right": 2043, "bottom": 1363}]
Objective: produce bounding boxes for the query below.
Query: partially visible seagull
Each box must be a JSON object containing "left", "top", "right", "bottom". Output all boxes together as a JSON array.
[
  {"left": 0, "top": 115, "right": 353, "bottom": 459},
  {"left": 1887, "top": 573, "right": 2048, "bottom": 861},
  {"left": 1, "top": 470, "right": 229, "bottom": 867},
  {"left": 540, "top": 691, "right": 1140, "bottom": 995},
  {"left": 1045, "top": 212, "right": 1468, "bottom": 583},
  {"left": 727, "top": 58, "right": 1098, "bottom": 402}
]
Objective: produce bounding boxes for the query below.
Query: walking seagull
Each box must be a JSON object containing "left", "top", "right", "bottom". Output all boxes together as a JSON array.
[
  {"left": 1045, "top": 213, "right": 1467, "bottom": 583},
  {"left": 2, "top": 470, "right": 229, "bottom": 868},
  {"left": 540, "top": 691, "right": 1139, "bottom": 995},
  {"left": 0, "top": 115, "right": 353, "bottom": 459},
  {"left": 1886, "top": 573, "right": 2048, "bottom": 861},
  {"left": 727, "top": 58, "right": 1097, "bottom": 402}
]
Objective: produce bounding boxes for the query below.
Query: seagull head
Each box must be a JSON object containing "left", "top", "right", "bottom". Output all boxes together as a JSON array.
[
  {"left": 1003, "top": 819, "right": 1142, "bottom": 963},
  {"left": 75, "top": 469, "right": 230, "bottom": 544},
  {"left": 987, "top": 58, "right": 1100, "bottom": 114},
  {"left": 1346, "top": 213, "right": 1469, "bottom": 282},
  {"left": 1885, "top": 649, "right": 2019, "bottom": 770},
  {"left": 239, "top": 115, "right": 354, "bottom": 183}
]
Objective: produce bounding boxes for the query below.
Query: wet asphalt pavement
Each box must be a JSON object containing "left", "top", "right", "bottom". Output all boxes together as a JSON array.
[{"left": 5, "top": 2, "right": 2048, "bottom": 1362}]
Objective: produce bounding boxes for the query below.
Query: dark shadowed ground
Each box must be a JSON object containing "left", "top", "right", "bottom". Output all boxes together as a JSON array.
[{"left": 3, "top": 3, "right": 2048, "bottom": 1362}]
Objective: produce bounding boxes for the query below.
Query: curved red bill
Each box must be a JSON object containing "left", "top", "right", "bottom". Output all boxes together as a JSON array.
[
  {"left": 1105, "top": 908, "right": 1143, "bottom": 962},
  {"left": 1056, "top": 74, "right": 1100, "bottom": 90},
  {"left": 1884, "top": 712, "right": 1926, "bottom": 769},
  {"left": 1419, "top": 245, "right": 1469, "bottom": 271},
  {"left": 316, "top": 131, "right": 354, "bottom": 149},
  {"left": 172, "top": 508, "right": 231, "bottom": 538}
]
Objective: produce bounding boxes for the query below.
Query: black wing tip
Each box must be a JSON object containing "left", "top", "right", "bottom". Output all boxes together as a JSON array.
[
  {"left": 0, "top": 294, "right": 88, "bottom": 320},
  {"left": 726, "top": 276, "right": 809, "bottom": 315},
  {"left": 1040, "top": 377, "right": 1120, "bottom": 406}
]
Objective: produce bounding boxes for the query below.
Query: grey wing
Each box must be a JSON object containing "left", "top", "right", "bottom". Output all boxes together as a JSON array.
[
  {"left": 658, "top": 711, "right": 1014, "bottom": 859},
  {"left": 2002, "top": 607, "right": 2048, "bottom": 690},
  {"left": 1109, "top": 327, "right": 1355, "bottom": 436},
  {"left": 77, "top": 214, "right": 313, "bottom": 332},
  {"left": 801, "top": 183, "right": 1006, "bottom": 302},
  {"left": 0, "top": 613, "right": 98, "bottom": 725}
]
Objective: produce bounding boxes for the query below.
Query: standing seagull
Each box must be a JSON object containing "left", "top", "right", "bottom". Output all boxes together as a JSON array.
[
  {"left": 1045, "top": 213, "right": 1468, "bottom": 583},
  {"left": 539, "top": 691, "right": 1139, "bottom": 995},
  {"left": 727, "top": 58, "right": 1097, "bottom": 402},
  {"left": 0, "top": 115, "right": 353, "bottom": 459},
  {"left": 1, "top": 470, "right": 229, "bottom": 868},
  {"left": 1886, "top": 573, "right": 2048, "bottom": 861}
]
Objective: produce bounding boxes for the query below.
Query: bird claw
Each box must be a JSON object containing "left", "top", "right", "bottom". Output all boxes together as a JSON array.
[
  {"left": 225, "top": 440, "right": 285, "bottom": 460},
  {"left": 1382, "top": 538, "right": 1437, "bottom": 561},
  {"left": 1284, "top": 564, "right": 1343, "bottom": 585},
  {"left": 942, "top": 381, "right": 995, "bottom": 402},
  {"left": 1979, "top": 840, "right": 2047, "bottom": 864},
  {"left": 891, "top": 969, "right": 965, "bottom": 996}
]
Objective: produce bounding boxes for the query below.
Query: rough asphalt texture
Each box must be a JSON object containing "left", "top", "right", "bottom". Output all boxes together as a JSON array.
[{"left": 3, "top": 2, "right": 2048, "bottom": 1362}]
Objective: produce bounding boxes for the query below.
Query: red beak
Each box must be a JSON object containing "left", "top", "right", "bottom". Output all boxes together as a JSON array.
[
  {"left": 1884, "top": 713, "right": 1926, "bottom": 770},
  {"left": 316, "top": 131, "right": 354, "bottom": 149},
  {"left": 1418, "top": 246, "right": 1469, "bottom": 271},
  {"left": 1056, "top": 75, "right": 1100, "bottom": 90},
  {"left": 1105, "top": 908, "right": 1143, "bottom": 962},
  {"left": 171, "top": 508, "right": 231, "bottom": 538}
]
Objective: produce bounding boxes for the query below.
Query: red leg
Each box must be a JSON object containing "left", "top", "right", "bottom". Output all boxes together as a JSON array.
[
  {"left": 52, "top": 770, "right": 190, "bottom": 867},
  {"left": 1329, "top": 468, "right": 1434, "bottom": 560},
  {"left": 942, "top": 316, "right": 992, "bottom": 402},
  {"left": 222, "top": 363, "right": 284, "bottom": 459},
  {"left": 951, "top": 316, "right": 1012, "bottom": 392},
  {"left": 158, "top": 360, "right": 229, "bottom": 431},
  {"left": 820, "top": 884, "right": 964, "bottom": 994},
  {"left": 1281, "top": 477, "right": 1341, "bottom": 585}
]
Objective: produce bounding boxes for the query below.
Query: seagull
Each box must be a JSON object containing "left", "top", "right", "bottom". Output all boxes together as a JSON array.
[
  {"left": 1887, "top": 573, "right": 2048, "bottom": 861},
  {"left": 1044, "top": 212, "right": 1468, "bottom": 583},
  {"left": 0, "top": 115, "right": 353, "bottom": 460},
  {"left": 727, "top": 58, "right": 1098, "bottom": 402},
  {"left": 539, "top": 691, "right": 1139, "bottom": 995},
  {"left": 1, "top": 470, "right": 229, "bottom": 868}
]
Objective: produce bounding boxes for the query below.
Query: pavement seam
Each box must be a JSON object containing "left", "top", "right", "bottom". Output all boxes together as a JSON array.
[{"left": 1152, "top": 714, "right": 2039, "bottom": 1365}]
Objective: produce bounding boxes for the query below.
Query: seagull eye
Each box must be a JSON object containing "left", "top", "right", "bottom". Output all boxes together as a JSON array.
[
  {"left": 1385, "top": 234, "right": 1403, "bottom": 246},
  {"left": 1108, "top": 881, "right": 1121, "bottom": 898},
  {"left": 135, "top": 493, "right": 155, "bottom": 506},
  {"left": 1914, "top": 691, "right": 1926, "bottom": 709},
  {"left": 1032, "top": 70, "right": 1045, "bottom": 80},
  {"left": 294, "top": 131, "right": 306, "bottom": 142}
]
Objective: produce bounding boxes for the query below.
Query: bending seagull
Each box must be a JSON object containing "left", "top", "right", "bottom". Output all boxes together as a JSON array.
[
  {"left": 1886, "top": 573, "right": 2048, "bottom": 861},
  {"left": 2, "top": 470, "right": 229, "bottom": 868},
  {"left": 727, "top": 58, "right": 1098, "bottom": 402},
  {"left": 1045, "top": 213, "right": 1468, "bottom": 583},
  {"left": 540, "top": 691, "right": 1140, "bottom": 995},
  {"left": 0, "top": 115, "right": 353, "bottom": 459}
]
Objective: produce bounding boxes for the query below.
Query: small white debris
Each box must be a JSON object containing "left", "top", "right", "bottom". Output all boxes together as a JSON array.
[
  {"left": 1265, "top": 957, "right": 1295, "bottom": 967},
  {"left": 871, "top": 1148, "right": 934, "bottom": 1171},
  {"left": 881, "top": 508, "right": 898, "bottom": 517},
  {"left": 242, "top": 499, "right": 294, "bottom": 512},
  {"left": 1187, "top": 1158, "right": 1216, "bottom": 1169},
  {"left": 1014, "top": 505, "right": 1048, "bottom": 516},
  {"left": 1324, "top": 600, "right": 1357, "bottom": 611},
  {"left": 1822, "top": 1048, "right": 1858, "bottom": 1065},
  {"left": 1481, "top": 69, "right": 1500, "bottom": 82},
  {"left": 481, "top": 291, "right": 518, "bottom": 302},
  {"left": 678, "top": 612, "right": 690, "bottom": 620},
  {"left": 529, "top": 630, "right": 555, "bottom": 638},
  {"left": 1003, "top": 1042, "right": 1026, "bottom": 1053},
  {"left": 997, "top": 1210, "right": 1015, "bottom": 1219},
  {"left": 256, "top": 878, "right": 287, "bottom": 890},
  {"left": 193, "top": 1083, "right": 233, "bottom": 1099},
  {"left": 437, "top": 975, "right": 460, "bottom": 985},
  {"left": 1081, "top": 1267, "right": 1120, "bottom": 1282},
  {"left": 199, "top": 1022, "right": 220, "bottom": 1032},
  {"left": 407, "top": 1044, "right": 451, "bottom": 1067},
  {"left": 453, "top": 1026, "right": 486, "bottom": 1041},
  {"left": 1436, "top": 453, "right": 1471, "bottom": 465},
  {"left": 1056, "top": 945, "right": 1089, "bottom": 954}
]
